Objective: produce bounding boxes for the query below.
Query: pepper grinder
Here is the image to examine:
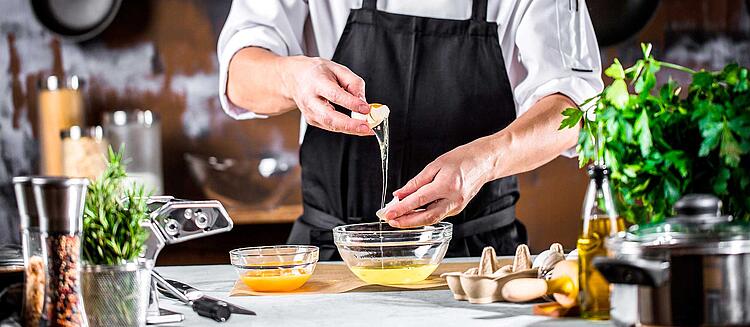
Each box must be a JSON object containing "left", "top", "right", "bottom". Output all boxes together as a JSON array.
[
  {"left": 13, "top": 176, "right": 48, "bottom": 327},
  {"left": 32, "top": 177, "right": 89, "bottom": 327}
]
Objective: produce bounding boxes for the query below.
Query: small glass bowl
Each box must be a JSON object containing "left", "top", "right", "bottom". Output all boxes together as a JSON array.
[
  {"left": 229, "top": 245, "right": 319, "bottom": 292},
  {"left": 333, "top": 222, "right": 452, "bottom": 285}
]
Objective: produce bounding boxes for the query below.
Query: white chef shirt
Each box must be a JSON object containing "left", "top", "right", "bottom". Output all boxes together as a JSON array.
[{"left": 217, "top": 0, "right": 603, "bottom": 149}]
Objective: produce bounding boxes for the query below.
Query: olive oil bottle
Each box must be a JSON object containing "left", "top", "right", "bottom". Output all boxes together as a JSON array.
[{"left": 577, "top": 165, "right": 625, "bottom": 320}]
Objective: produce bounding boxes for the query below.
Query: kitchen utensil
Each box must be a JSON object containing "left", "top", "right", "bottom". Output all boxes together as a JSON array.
[
  {"left": 155, "top": 277, "right": 255, "bottom": 316},
  {"left": 184, "top": 152, "right": 300, "bottom": 210},
  {"left": 501, "top": 260, "right": 579, "bottom": 308},
  {"left": 13, "top": 176, "right": 46, "bottom": 326},
  {"left": 333, "top": 222, "right": 452, "bottom": 285},
  {"left": 31, "top": 0, "right": 122, "bottom": 42},
  {"left": 229, "top": 245, "right": 318, "bottom": 292},
  {"left": 594, "top": 194, "right": 750, "bottom": 326},
  {"left": 32, "top": 176, "right": 89, "bottom": 326},
  {"left": 139, "top": 196, "right": 234, "bottom": 325},
  {"left": 38, "top": 75, "right": 85, "bottom": 175},
  {"left": 103, "top": 110, "right": 163, "bottom": 194},
  {"left": 151, "top": 272, "right": 248, "bottom": 323},
  {"left": 587, "top": 0, "right": 660, "bottom": 46}
]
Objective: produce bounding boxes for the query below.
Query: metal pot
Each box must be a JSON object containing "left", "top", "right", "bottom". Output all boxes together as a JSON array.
[{"left": 594, "top": 194, "right": 750, "bottom": 327}]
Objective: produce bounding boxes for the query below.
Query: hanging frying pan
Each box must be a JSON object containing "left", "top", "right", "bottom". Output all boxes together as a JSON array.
[
  {"left": 31, "top": 0, "right": 122, "bottom": 42},
  {"left": 587, "top": 0, "right": 661, "bottom": 47}
]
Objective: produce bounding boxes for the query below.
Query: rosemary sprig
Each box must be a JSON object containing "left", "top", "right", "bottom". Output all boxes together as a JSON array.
[{"left": 82, "top": 147, "right": 150, "bottom": 265}]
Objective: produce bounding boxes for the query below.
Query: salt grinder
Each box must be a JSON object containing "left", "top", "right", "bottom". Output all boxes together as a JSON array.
[
  {"left": 13, "top": 176, "right": 47, "bottom": 326},
  {"left": 32, "top": 177, "right": 89, "bottom": 327}
]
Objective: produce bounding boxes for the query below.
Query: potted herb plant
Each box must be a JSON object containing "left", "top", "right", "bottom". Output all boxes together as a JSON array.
[
  {"left": 560, "top": 44, "right": 750, "bottom": 224},
  {"left": 80, "top": 148, "right": 152, "bottom": 327}
]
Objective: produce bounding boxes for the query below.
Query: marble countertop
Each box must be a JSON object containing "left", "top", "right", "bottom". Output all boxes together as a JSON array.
[{"left": 155, "top": 259, "right": 612, "bottom": 327}]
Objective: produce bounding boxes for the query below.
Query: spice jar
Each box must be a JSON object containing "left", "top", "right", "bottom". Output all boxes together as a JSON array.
[
  {"left": 38, "top": 75, "right": 86, "bottom": 175},
  {"left": 32, "top": 177, "right": 89, "bottom": 327},
  {"left": 61, "top": 126, "right": 108, "bottom": 180},
  {"left": 13, "top": 176, "right": 48, "bottom": 327},
  {"left": 103, "top": 110, "right": 163, "bottom": 194}
]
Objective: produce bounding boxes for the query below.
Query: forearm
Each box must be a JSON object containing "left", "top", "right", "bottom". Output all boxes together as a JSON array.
[
  {"left": 484, "top": 93, "right": 580, "bottom": 181},
  {"left": 226, "top": 47, "right": 297, "bottom": 116}
]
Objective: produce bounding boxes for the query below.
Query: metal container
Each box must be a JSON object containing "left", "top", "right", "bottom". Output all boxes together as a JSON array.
[
  {"left": 82, "top": 261, "right": 152, "bottom": 327},
  {"left": 595, "top": 194, "right": 750, "bottom": 326},
  {"left": 103, "top": 110, "right": 163, "bottom": 194},
  {"left": 32, "top": 176, "right": 90, "bottom": 327}
]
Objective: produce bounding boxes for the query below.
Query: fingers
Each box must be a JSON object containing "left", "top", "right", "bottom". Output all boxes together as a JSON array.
[
  {"left": 305, "top": 98, "right": 373, "bottom": 136},
  {"left": 317, "top": 78, "right": 370, "bottom": 114},
  {"left": 384, "top": 183, "right": 441, "bottom": 220},
  {"left": 388, "top": 200, "right": 453, "bottom": 228},
  {"left": 328, "top": 64, "right": 367, "bottom": 103},
  {"left": 393, "top": 165, "right": 440, "bottom": 199}
]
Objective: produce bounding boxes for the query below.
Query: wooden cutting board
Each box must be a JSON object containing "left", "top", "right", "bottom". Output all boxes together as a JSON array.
[{"left": 229, "top": 261, "right": 493, "bottom": 296}]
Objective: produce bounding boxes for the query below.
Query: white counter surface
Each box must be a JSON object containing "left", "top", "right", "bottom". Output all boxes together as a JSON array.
[{"left": 155, "top": 258, "right": 612, "bottom": 327}]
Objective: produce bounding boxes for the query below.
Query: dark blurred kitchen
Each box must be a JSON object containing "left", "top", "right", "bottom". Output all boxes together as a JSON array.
[{"left": 1, "top": 0, "right": 748, "bottom": 267}]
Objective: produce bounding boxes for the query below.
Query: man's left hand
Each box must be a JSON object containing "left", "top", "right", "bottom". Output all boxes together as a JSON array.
[{"left": 382, "top": 137, "right": 497, "bottom": 228}]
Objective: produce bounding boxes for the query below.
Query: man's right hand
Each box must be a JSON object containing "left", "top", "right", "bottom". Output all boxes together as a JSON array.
[{"left": 280, "top": 56, "right": 373, "bottom": 136}]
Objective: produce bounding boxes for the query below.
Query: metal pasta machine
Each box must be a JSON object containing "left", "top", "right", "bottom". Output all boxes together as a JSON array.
[{"left": 140, "top": 196, "right": 234, "bottom": 324}]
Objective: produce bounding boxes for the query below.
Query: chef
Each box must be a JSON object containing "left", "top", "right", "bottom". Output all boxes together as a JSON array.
[{"left": 218, "top": 0, "right": 602, "bottom": 259}]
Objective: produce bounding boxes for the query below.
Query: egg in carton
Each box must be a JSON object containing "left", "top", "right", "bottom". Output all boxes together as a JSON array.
[{"left": 441, "top": 245, "right": 538, "bottom": 304}]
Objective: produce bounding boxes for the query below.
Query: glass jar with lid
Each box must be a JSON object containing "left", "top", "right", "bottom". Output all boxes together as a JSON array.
[
  {"left": 61, "top": 126, "right": 108, "bottom": 180},
  {"left": 102, "top": 110, "right": 163, "bottom": 194},
  {"left": 38, "top": 75, "right": 86, "bottom": 175}
]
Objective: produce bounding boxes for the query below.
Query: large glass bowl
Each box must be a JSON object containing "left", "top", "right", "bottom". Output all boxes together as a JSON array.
[
  {"left": 333, "top": 222, "right": 452, "bottom": 285},
  {"left": 229, "top": 245, "right": 318, "bottom": 292}
]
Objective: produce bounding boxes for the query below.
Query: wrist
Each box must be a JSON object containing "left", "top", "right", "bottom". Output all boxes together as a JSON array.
[
  {"left": 482, "top": 132, "right": 511, "bottom": 183},
  {"left": 276, "top": 55, "right": 304, "bottom": 103}
]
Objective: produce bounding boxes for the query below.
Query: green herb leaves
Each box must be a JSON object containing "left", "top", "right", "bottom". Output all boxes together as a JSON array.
[
  {"left": 82, "top": 147, "right": 151, "bottom": 265},
  {"left": 560, "top": 43, "right": 750, "bottom": 223}
]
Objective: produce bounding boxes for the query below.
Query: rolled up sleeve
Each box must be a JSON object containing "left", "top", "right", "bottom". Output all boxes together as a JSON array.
[
  {"left": 510, "top": 0, "right": 603, "bottom": 156},
  {"left": 217, "top": 0, "right": 309, "bottom": 120}
]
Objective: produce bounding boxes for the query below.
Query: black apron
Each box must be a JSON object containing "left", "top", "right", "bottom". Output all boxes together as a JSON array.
[{"left": 288, "top": 0, "right": 527, "bottom": 260}]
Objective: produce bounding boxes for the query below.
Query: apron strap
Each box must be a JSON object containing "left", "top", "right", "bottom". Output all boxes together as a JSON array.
[
  {"left": 362, "top": 0, "right": 377, "bottom": 10},
  {"left": 471, "top": 0, "right": 489, "bottom": 22}
]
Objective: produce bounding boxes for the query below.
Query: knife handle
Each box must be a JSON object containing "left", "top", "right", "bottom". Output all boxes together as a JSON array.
[{"left": 193, "top": 297, "right": 232, "bottom": 322}]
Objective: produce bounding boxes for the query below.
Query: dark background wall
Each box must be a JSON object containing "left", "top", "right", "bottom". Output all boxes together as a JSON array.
[{"left": 1, "top": 0, "right": 748, "bottom": 264}]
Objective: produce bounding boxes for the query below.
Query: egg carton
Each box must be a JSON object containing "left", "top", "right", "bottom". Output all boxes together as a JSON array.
[{"left": 441, "top": 243, "right": 567, "bottom": 304}]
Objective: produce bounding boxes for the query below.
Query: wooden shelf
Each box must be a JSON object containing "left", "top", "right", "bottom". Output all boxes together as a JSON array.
[{"left": 227, "top": 204, "right": 302, "bottom": 225}]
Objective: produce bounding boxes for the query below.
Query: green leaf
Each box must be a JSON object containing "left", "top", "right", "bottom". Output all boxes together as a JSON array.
[
  {"left": 641, "top": 43, "right": 653, "bottom": 58},
  {"left": 635, "top": 110, "right": 653, "bottom": 156},
  {"left": 713, "top": 168, "right": 731, "bottom": 195},
  {"left": 692, "top": 71, "right": 713, "bottom": 90},
  {"left": 559, "top": 107, "right": 584, "bottom": 130},
  {"left": 605, "top": 59, "right": 626, "bottom": 80},
  {"left": 699, "top": 121, "right": 723, "bottom": 157},
  {"left": 720, "top": 126, "right": 742, "bottom": 167},
  {"left": 664, "top": 177, "right": 681, "bottom": 205},
  {"left": 606, "top": 79, "right": 630, "bottom": 108}
]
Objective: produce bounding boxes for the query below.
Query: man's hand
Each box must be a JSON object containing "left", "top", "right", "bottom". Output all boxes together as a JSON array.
[
  {"left": 280, "top": 56, "right": 373, "bottom": 136},
  {"left": 382, "top": 137, "right": 498, "bottom": 228}
]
